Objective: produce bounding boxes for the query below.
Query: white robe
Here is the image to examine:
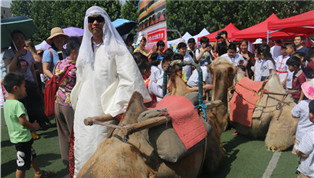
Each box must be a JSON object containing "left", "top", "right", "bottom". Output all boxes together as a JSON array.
[{"left": 71, "top": 44, "right": 151, "bottom": 176}]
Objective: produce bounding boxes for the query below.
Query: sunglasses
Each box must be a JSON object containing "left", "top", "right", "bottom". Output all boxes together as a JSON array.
[{"left": 88, "top": 16, "right": 105, "bottom": 23}]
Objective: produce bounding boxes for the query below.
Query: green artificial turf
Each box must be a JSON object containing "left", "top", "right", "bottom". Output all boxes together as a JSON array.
[
  {"left": 1, "top": 117, "right": 68, "bottom": 178},
  {"left": 1, "top": 116, "right": 299, "bottom": 178}
]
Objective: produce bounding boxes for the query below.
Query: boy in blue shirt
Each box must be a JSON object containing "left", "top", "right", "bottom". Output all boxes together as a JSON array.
[{"left": 3, "top": 72, "right": 53, "bottom": 178}]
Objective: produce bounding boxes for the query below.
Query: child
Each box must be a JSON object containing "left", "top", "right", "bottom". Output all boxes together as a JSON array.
[
  {"left": 148, "top": 52, "right": 162, "bottom": 82},
  {"left": 173, "top": 53, "right": 187, "bottom": 82},
  {"left": 286, "top": 56, "right": 306, "bottom": 103},
  {"left": 275, "top": 43, "right": 290, "bottom": 86},
  {"left": 187, "top": 65, "right": 213, "bottom": 91},
  {"left": 253, "top": 45, "right": 276, "bottom": 81},
  {"left": 291, "top": 78, "right": 314, "bottom": 155},
  {"left": 177, "top": 42, "right": 193, "bottom": 80},
  {"left": 295, "top": 99, "right": 314, "bottom": 178},
  {"left": 286, "top": 43, "right": 296, "bottom": 89},
  {"left": 137, "top": 58, "right": 158, "bottom": 107},
  {"left": 2, "top": 72, "right": 53, "bottom": 178}
]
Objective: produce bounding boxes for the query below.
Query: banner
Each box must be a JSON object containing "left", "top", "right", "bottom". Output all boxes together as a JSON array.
[{"left": 138, "top": 0, "right": 167, "bottom": 51}]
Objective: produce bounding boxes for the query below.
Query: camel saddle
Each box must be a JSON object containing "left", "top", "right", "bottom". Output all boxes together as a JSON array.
[{"left": 138, "top": 92, "right": 212, "bottom": 163}]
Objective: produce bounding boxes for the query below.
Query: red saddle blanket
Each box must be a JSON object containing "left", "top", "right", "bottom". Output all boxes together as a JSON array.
[
  {"left": 229, "top": 77, "right": 265, "bottom": 127},
  {"left": 149, "top": 95, "right": 207, "bottom": 150}
]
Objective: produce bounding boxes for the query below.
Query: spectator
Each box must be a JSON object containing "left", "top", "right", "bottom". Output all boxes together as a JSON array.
[
  {"left": 275, "top": 43, "right": 290, "bottom": 86},
  {"left": 124, "top": 33, "right": 134, "bottom": 54},
  {"left": 42, "top": 27, "right": 69, "bottom": 79},
  {"left": 187, "top": 38, "right": 197, "bottom": 62},
  {"left": 137, "top": 57, "right": 157, "bottom": 107},
  {"left": 239, "top": 40, "right": 255, "bottom": 79},
  {"left": 3, "top": 30, "right": 50, "bottom": 139},
  {"left": 221, "top": 43, "right": 246, "bottom": 69},
  {"left": 294, "top": 36, "right": 309, "bottom": 53},
  {"left": 156, "top": 40, "right": 165, "bottom": 57},
  {"left": 177, "top": 42, "right": 193, "bottom": 80},
  {"left": 295, "top": 99, "right": 314, "bottom": 178},
  {"left": 196, "top": 37, "right": 212, "bottom": 66},
  {"left": 214, "top": 31, "right": 230, "bottom": 56},
  {"left": 54, "top": 37, "right": 81, "bottom": 169},
  {"left": 3, "top": 72, "right": 54, "bottom": 178},
  {"left": 70, "top": 6, "right": 151, "bottom": 176},
  {"left": 134, "top": 36, "right": 153, "bottom": 57},
  {"left": 291, "top": 79, "right": 314, "bottom": 155},
  {"left": 286, "top": 43, "right": 297, "bottom": 89},
  {"left": 253, "top": 45, "right": 275, "bottom": 81},
  {"left": 252, "top": 38, "right": 263, "bottom": 53},
  {"left": 149, "top": 52, "right": 162, "bottom": 82},
  {"left": 187, "top": 64, "right": 213, "bottom": 91},
  {"left": 286, "top": 56, "right": 306, "bottom": 103},
  {"left": 270, "top": 39, "right": 281, "bottom": 59}
]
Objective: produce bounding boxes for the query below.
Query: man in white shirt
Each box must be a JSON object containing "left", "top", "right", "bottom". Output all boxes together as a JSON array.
[
  {"left": 275, "top": 44, "right": 289, "bottom": 85},
  {"left": 221, "top": 43, "right": 246, "bottom": 67},
  {"left": 270, "top": 40, "right": 281, "bottom": 60}
]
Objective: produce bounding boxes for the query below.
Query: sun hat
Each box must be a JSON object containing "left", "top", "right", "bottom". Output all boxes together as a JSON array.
[
  {"left": 252, "top": 38, "right": 263, "bottom": 45},
  {"left": 301, "top": 78, "right": 314, "bottom": 100},
  {"left": 46, "top": 27, "right": 69, "bottom": 45}
]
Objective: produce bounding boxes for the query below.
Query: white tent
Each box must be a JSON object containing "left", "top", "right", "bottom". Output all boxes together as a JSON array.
[
  {"left": 167, "top": 32, "right": 192, "bottom": 47},
  {"left": 192, "top": 28, "right": 210, "bottom": 41}
]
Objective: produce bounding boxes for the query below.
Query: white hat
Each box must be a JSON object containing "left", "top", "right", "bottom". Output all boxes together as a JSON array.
[{"left": 253, "top": 38, "right": 263, "bottom": 45}]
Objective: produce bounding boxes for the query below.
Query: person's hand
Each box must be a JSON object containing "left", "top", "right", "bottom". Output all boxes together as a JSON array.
[
  {"left": 215, "top": 34, "right": 219, "bottom": 41},
  {"left": 14, "top": 49, "right": 24, "bottom": 58},
  {"left": 32, "top": 121, "right": 41, "bottom": 130},
  {"left": 205, "top": 46, "right": 211, "bottom": 52}
]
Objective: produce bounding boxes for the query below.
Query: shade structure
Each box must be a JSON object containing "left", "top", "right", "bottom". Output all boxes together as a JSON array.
[
  {"left": 268, "top": 10, "right": 314, "bottom": 34},
  {"left": 112, "top": 19, "right": 137, "bottom": 36},
  {"left": 62, "top": 27, "right": 84, "bottom": 37},
  {"left": 232, "top": 14, "right": 291, "bottom": 40},
  {"left": 197, "top": 23, "right": 240, "bottom": 42},
  {"left": 167, "top": 32, "right": 193, "bottom": 47},
  {"left": 192, "top": 28, "right": 210, "bottom": 41},
  {"left": 1, "top": 16, "right": 37, "bottom": 48}
]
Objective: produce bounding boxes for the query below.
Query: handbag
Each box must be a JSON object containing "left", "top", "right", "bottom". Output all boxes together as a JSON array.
[{"left": 44, "top": 63, "right": 75, "bottom": 117}]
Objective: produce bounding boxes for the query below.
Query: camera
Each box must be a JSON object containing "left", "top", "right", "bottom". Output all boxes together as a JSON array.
[{"left": 216, "top": 31, "right": 227, "bottom": 39}]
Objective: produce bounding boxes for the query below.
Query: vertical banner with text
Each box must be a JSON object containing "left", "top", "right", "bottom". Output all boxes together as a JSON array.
[{"left": 138, "top": 0, "right": 167, "bottom": 51}]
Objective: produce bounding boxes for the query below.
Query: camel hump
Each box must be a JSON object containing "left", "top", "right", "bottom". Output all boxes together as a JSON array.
[{"left": 120, "top": 91, "right": 147, "bottom": 125}]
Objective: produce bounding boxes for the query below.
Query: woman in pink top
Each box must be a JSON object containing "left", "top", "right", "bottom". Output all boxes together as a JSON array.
[{"left": 53, "top": 37, "right": 81, "bottom": 169}]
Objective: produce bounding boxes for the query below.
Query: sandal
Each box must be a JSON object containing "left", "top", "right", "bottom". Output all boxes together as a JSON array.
[
  {"left": 32, "top": 132, "right": 40, "bottom": 140},
  {"left": 35, "top": 170, "right": 55, "bottom": 178}
]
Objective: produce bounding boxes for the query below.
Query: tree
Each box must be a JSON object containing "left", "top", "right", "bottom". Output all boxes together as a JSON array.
[
  {"left": 9, "top": 0, "right": 121, "bottom": 44},
  {"left": 121, "top": 0, "right": 139, "bottom": 22}
]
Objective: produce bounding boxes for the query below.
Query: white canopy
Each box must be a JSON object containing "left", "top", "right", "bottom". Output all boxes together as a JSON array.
[
  {"left": 192, "top": 28, "right": 210, "bottom": 41},
  {"left": 167, "top": 32, "right": 192, "bottom": 47}
]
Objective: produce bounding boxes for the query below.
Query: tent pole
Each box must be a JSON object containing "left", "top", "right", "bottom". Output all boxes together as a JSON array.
[{"left": 267, "top": 30, "right": 269, "bottom": 44}]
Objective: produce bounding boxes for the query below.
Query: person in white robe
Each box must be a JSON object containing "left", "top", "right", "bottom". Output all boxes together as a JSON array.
[{"left": 70, "top": 6, "right": 151, "bottom": 176}]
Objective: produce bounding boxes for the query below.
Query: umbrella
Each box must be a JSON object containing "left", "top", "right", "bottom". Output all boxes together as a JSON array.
[
  {"left": 112, "top": 19, "right": 137, "bottom": 36},
  {"left": 1, "top": 16, "right": 38, "bottom": 48},
  {"left": 62, "top": 27, "right": 84, "bottom": 37},
  {"left": 35, "top": 27, "right": 84, "bottom": 51}
]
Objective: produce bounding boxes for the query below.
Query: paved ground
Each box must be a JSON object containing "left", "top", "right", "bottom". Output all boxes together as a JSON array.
[{"left": 1, "top": 118, "right": 299, "bottom": 178}]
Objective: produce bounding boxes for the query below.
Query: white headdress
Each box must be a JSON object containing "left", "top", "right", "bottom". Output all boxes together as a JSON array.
[{"left": 76, "top": 6, "right": 126, "bottom": 67}]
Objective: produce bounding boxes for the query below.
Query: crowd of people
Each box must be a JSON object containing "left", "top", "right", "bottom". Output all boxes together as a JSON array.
[{"left": 0, "top": 5, "right": 313, "bottom": 178}]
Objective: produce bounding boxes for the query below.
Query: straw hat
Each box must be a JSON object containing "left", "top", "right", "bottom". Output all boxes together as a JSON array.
[
  {"left": 46, "top": 27, "right": 69, "bottom": 45},
  {"left": 301, "top": 79, "right": 314, "bottom": 100}
]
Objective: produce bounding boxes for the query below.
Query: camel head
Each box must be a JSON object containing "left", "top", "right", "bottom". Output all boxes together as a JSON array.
[{"left": 209, "top": 57, "right": 237, "bottom": 103}]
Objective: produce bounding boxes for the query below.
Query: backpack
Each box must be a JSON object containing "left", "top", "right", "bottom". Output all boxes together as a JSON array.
[{"left": 44, "top": 63, "right": 75, "bottom": 117}]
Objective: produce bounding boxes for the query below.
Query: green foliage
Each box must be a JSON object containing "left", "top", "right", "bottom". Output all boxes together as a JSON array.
[
  {"left": 166, "top": 0, "right": 314, "bottom": 40},
  {"left": 9, "top": 0, "right": 314, "bottom": 43},
  {"left": 10, "top": 0, "right": 121, "bottom": 44}
]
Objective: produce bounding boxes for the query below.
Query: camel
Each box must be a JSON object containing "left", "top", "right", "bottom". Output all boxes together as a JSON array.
[
  {"left": 78, "top": 69, "right": 225, "bottom": 177},
  {"left": 209, "top": 58, "right": 298, "bottom": 151}
]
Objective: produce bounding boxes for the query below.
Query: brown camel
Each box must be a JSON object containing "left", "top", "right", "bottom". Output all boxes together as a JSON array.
[
  {"left": 78, "top": 75, "right": 225, "bottom": 177},
  {"left": 209, "top": 58, "right": 298, "bottom": 151},
  {"left": 231, "top": 73, "right": 298, "bottom": 151}
]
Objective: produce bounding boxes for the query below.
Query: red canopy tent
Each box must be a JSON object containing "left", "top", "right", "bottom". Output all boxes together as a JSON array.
[
  {"left": 268, "top": 10, "right": 314, "bottom": 35},
  {"left": 197, "top": 23, "right": 240, "bottom": 42},
  {"left": 232, "top": 14, "right": 292, "bottom": 41}
]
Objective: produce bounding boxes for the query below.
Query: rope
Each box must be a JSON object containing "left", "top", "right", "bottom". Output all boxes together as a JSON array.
[
  {"left": 194, "top": 104, "right": 207, "bottom": 121},
  {"left": 233, "top": 89, "right": 288, "bottom": 109}
]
